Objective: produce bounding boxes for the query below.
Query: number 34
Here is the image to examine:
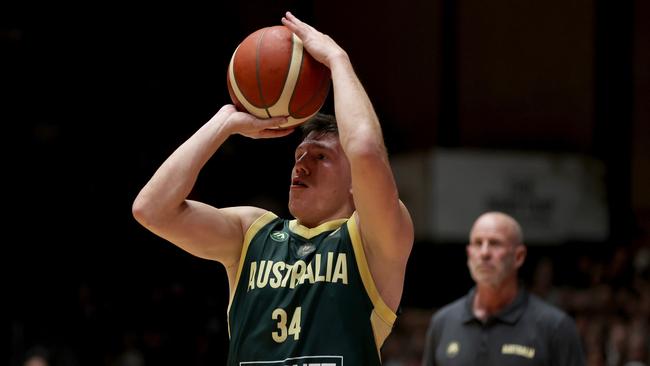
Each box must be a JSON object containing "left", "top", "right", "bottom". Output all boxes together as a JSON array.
[{"left": 272, "top": 307, "right": 302, "bottom": 343}]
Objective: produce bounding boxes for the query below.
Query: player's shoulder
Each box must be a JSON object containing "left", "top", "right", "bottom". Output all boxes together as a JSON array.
[{"left": 235, "top": 207, "right": 278, "bottom": 234}]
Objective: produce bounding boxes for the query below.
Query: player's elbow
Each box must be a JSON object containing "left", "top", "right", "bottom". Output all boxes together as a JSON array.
[
  {"left": 344, "top": 138, "right": 387, "bottom": 164},
  {"left": 341, "top": 122, "right": 386, "bottom": 155},
  {"left": 131, "top": 193, "right": 160, "bottom": 229}
]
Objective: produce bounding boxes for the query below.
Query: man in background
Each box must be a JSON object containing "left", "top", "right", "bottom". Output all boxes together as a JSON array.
[{"left": 422, "top": 212, "right": 585, "bottom": 366}]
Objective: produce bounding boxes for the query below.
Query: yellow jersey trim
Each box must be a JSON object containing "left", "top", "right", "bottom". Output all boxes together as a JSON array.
[
  {"left": 227, "top": 211, "right": 278, "bottom": 337},
  {"left": 347, "top": 215, "right": 397, "bottom": 353},
  {"left": 289, "top": 218, "right": 348, "bottom": 239}
]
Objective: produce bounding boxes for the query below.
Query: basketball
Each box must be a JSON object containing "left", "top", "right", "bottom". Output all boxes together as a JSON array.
[{"left": 227, "top": 25, "right": 331, "bottom": 128}]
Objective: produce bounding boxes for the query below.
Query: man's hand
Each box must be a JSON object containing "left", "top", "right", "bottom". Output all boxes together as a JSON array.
[
  {"left": 281, "top": 12, "right": 348, "bottom": 69},
  {"left": 216, "top": 104, "right": 294, "bottom": 139}
]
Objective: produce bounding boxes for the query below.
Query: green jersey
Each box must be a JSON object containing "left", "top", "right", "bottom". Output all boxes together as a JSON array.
[{"left": 227, "top": 212, "right": 396, "bottom": 365}]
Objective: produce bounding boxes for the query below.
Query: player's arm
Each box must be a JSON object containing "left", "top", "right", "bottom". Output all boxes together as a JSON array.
[
  {"left": 330, "top": 56, "right": 413, "bottom": 263},
  {"left": 132, "top": 105, "right": 290, "bottom": 269},
  {"left": 282, "top": 12, "right": 414, "bottom": 309}
]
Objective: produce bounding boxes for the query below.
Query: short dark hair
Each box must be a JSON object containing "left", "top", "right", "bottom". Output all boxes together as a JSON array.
[{"left": 300, "top": 113, "right": 338, "bottom": 140}]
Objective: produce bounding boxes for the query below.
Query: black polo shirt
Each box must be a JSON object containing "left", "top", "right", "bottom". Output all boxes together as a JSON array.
[{"left": 422, "top": 287, "right": 586, "bottom": 366}]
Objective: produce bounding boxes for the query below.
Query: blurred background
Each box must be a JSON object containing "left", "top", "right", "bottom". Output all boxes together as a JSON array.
[{"left": 5, "top": 0, "right": 649, "bottom": 365}]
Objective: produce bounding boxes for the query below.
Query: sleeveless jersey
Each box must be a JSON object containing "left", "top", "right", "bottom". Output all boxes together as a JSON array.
[{"left": 227, "top": 212, "right": 396, "bottom": 366}]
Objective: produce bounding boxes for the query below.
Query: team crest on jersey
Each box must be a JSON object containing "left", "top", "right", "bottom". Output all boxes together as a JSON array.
[
  {"left": 327, "top": 227, "right": 341, "bottom": 237},
  {"left": 270, "top": 231, "right": 289, "bottom": 242},
  {"left": 297, "top": 243, "right": 316, "bottom": 257},
  {"left": 446, "top": 341, "right": 460, "bottom": 358}
]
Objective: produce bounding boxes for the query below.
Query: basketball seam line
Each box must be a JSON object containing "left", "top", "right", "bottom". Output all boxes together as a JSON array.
[
  {"left": 255, "top": 28, "right": 271, "bottom": 118},
  {"left": 291, "top": 62, "right": 330, "bottom": 118}
]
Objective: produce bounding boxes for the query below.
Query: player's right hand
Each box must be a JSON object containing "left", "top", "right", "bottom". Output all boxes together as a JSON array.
[{"left": 216, "top": 104, "right": 294, "bottom": 139}]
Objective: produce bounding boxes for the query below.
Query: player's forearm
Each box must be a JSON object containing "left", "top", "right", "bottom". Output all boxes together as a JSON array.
[
  {"left": 132, "top": 114, "right": 231, "bottom": 226},
  {"left": 329, "top": 55, "right": 387, "bottom": 160}
]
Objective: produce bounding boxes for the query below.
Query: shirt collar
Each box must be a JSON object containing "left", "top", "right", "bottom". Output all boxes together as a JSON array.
[{"left": 462, "top": 285, "right": 528, "bottom": 325}]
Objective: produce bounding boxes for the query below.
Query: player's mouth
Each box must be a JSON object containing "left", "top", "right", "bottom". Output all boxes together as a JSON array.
[{"left": 291, "top": 178, "right": 309, "bottom": 189}]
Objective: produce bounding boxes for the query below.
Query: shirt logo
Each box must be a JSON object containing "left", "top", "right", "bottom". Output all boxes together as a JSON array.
[
  {"left": 297, "top": 243, "right": 316, "bottom": 257},
  {"left": 446, "top": 341, "right": 460, "bottom": 358},
  {"left": 501, "top": 344, "right": 535, "bottom": 359},
  {"left": 270, "top": 231, "right": 289, "bottom": 242},
  {"left": 327, "top": 227, "right": 342, "bottom": 237}
]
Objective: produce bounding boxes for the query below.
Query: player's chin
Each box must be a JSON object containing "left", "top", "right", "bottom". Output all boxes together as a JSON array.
[
  {"left": 288, "top": 195, "right": 309, "bottom": 216},
  {"left": 288, "top": 195, "right": 300, "bottom": 209}
]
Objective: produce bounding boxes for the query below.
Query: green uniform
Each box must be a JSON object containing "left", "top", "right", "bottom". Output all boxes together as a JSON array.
[{"left": 227, "top": 212, "right": 396, "bottom": 366}]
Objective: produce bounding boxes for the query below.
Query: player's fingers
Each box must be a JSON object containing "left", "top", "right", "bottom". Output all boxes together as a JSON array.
[
  {"left": 281, "top": 15, "right": 298, "bottom": 34},
  {"left": 255, "top": 116, "right": 288, "bottom": 129},
  {"left": 282, "top": 12, "right": 312, "bottom": 36},
  {"left": 258, "top": 127, "right": 295, "bottom": 139},
  {"left": 284, "top": 11, "right": 300, "bottom": 25}
]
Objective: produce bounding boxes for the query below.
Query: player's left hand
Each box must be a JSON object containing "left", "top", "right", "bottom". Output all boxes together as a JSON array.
[{"left": 281, "top": 11, "right": 347, "bottom": 69}]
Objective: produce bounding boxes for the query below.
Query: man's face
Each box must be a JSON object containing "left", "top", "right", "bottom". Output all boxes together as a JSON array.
[
  {"left": 288, "top": 132, "right": 353, "bottom": 226},
  {"left": 466, "top": 214, "right": 525, "bottom": 287}
]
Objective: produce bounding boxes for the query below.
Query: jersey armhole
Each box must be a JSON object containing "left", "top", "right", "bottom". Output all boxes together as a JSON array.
[
  {"left": 226, "top": 211, "right": 278, "bottom": 335},
  {"left": 346, "top": 215, "right": 397, "bottom": 349}
]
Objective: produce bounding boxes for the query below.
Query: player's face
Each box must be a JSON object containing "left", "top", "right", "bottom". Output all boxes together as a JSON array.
[
  {"left": 288, "top": 132, "right": 353, "bottom": 227},
  {"left": 466, "top": 215, "right": 525, "bottom": 287}
]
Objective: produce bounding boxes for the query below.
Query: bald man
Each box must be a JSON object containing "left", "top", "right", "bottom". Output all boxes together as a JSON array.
[{"left": 422, "top": 212, "right": 586, "bottom": 366}]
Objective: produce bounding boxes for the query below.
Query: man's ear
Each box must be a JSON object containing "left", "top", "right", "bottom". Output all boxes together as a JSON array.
[{"left": 515, "top": 245, "right": 527, "bottom": 268}]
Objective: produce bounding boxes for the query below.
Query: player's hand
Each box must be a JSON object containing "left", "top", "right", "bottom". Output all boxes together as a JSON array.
[
  {"left": 217, "top": 104, "right": 294, "bottom": 139},
  {"left": 281, "top": 11, "right": 347, "bottom": 68}
]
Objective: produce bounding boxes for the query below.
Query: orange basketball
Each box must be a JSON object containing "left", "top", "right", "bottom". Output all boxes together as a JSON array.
[{"left": 227, "top": 25, "right": 331, "bottom": 128}]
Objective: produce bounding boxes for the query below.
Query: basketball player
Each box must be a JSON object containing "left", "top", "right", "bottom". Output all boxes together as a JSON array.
[
  {"left": 421, "top": 212, "right": 585, "bottom": 366},
  {"left": 132, "top": 11, "right": 414, "bottom": 366}
]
